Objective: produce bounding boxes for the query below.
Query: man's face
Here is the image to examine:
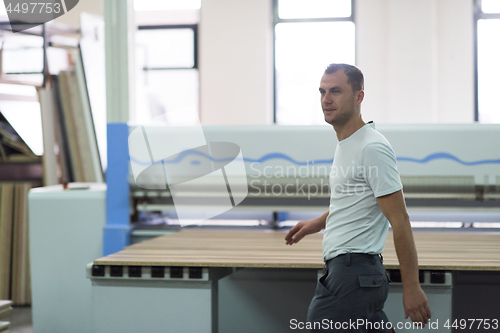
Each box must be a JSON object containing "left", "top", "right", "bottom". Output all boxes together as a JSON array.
[{"left": 319, "top": 71, "right": 360, "bottom": 126}]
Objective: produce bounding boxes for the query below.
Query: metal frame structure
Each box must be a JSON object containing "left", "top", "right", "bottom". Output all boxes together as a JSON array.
[
  {"left": 137, "top": 24, "right": 198, "bottom": 71},
  {"left": 0, "top": 20, "right": 79, "bottom": 87}
]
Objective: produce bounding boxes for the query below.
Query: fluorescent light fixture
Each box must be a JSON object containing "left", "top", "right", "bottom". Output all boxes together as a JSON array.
[
  {"left": 167, "top": 219, "right": 264, "bottom": 226},
  {"left": 134, "top": 0, "right": 201, "bottom": 11},
  {"left": 278, "top": 221, "right": 325, "bottom": 233},
  {"left": 473, "top": 222, "right": 500, "bottom": 228},
  {"left": 410, "top": 222, "right": 463, "bottom": 228},
  {"left": 278, "top": 220, "right": 300, "bottom": 227}
]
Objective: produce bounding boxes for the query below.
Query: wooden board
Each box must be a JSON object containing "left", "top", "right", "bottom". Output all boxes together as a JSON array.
[
  {"left": 0, "top": 182, "right": 33, "bottom": 305},
  {"left": 38, "top": 88, "right": 59, "bottom": 186},
  {"left": 0, "top": 301, "right": 12, "bottom": 312},
  {"left": 0, "top": 307, "right": 12, "bottom": 320},
  {"left": 0, "top": 184, "right": 14, "bottom": 300},
  {"left": 58, "top": 71, "right": 84, "bottom": 182},
  {"left": 73, "top": 48, "right": 103, "bottom": 183},
  {"left": 94, "top": 229, "right": 500, "bottom": 270},
  {"left": 51, "top": 76, "right": 72, "bottom": 183},
  {"left": 0, "top": 321, "right": 9, "bottom": 331},
  {"left": 65, "top": 69, "right": 98, "bottom": 183},
  {"left": 11, "top": 183, "right": 31, "bottom": 305}
]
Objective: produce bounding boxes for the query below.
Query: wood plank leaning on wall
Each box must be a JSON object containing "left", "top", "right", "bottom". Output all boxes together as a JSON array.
[{"left": 0, "top": 182, "right": 35, "bottom": 305}]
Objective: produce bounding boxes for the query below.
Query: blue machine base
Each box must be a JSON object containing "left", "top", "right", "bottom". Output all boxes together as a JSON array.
[
  {"left": 103, "top": 224, "right": 133, "bottom": 256},
  {"left": 105, "top": 122, "right": 131, "bottom": 256}
]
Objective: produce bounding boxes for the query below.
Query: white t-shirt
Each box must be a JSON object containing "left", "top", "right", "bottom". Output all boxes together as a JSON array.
[{"left": 322, "top": 122, "right": 403, "bottom": 261}]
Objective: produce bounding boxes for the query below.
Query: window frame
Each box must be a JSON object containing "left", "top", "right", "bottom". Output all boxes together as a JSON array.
[
  {"left": 136, "top": 24, "right": 198, "bottom": 71},
  {"left": 272, "top": 0, "right": 355, "bottom": 123},
  {"left": 473, "top": 0, "right": 500, "bottom": 122},
  {"left": 134, "top": 24, "right": 200, "bottom": 125}
]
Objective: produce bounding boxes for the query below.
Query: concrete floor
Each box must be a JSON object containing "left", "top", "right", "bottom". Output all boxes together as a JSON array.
[{"left": 8, "top": 307, "right": 33, "bottom": 333}]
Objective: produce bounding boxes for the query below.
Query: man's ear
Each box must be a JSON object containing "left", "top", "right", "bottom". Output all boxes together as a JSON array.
[{"left": 356, "top": 90, "right": 365, "bottom": 105}]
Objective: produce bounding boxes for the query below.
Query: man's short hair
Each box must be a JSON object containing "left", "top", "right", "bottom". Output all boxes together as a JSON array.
[{"left": 324, "top": 63, "right": 364, "bottom": 92}]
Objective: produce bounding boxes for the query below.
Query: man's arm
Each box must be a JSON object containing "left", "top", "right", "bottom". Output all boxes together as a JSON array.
[
  {"left": 377, "top": 190, "right": 432, "bottom": 325},
  {"left": 285, "top": 211, "right": 328, "bottom": 245}
]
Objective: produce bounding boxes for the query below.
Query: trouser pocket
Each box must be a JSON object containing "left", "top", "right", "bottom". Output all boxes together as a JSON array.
[
  {"left": 355, "top": 274, "right": 389, "bottom": 314},
  {"left": 358, "top": 274, "right": 386, "bottom": 287},
  {"left": 307, "top": 270, "right": 339, "bottom": 323}
]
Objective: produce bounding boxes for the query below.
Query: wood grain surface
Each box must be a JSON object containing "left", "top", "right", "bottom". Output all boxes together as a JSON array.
[
  {"left": 94, "top": 229, "right": 500, "bottom": 271},
  {"left": 0, "top": 301, "right": 12, "bottom": 312}
]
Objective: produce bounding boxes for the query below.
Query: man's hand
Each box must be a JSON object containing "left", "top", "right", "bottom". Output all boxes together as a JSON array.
[
  {"left": 285, "top": 212, "right": 327, "bottom": 245},
  {"left": 376, "top": 190, "right": 432, "bottom": 326},
  {"left": 403, "top": 285, "right": 432, "bottom": 326}
]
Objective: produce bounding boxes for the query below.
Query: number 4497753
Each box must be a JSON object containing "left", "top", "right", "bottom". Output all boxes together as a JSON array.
[
  {"left": 6, "top": 2, "right": 61, "bottom": 14},
  {"left": 444, "top": 318, "right": 499, "bottom": 330}
]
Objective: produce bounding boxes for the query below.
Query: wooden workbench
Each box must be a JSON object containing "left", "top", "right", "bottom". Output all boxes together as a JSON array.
[{"left": 93, "top": 229, "right": 500, "bottom": 271}]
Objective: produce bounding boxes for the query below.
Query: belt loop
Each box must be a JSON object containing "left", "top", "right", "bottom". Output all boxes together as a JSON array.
[{"left": 345, "top": 253, "right": 351, "bottom": 266}]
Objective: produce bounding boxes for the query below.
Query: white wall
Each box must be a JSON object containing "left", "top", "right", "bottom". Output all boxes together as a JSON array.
[
  {"left": 128, "top": 0, "right": 474, "bottom": 125},
  {"left": 199, "top": 0, "right": 274, "bottom": 125},
  {"left": 198, "top": 0, "right": 474, "bottom": 125},
  {"left": 356, "top": 0, "right": 474, "bottom": 124},
  {"left": 135, "top": 10, "right": 199, "bottom": 26},
  {"left": 51, "top": 0, "right": 477, "bottom": 125}
]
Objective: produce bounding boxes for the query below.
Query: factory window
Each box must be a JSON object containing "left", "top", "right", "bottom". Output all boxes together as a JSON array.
[
  {"left": 475, "top": 0, "right": 500, "bottom": 123},
  {"left": 273, "top": 0, "right": 355, "bottom": 125},
  {"left": 135, "top": 25, "right": 199, "bottom": 126}
]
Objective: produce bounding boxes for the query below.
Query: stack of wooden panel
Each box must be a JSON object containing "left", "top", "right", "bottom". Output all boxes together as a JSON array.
[
  {"left": 94, "top": 229, "right": 500, "bottom": 271},
  {"left": 0, "top": 300, "right": 13, "bottom": 333},
  {"left": 38, "top": 47, "right": 103, "bottom": 186},
  {"left": 0, "top": 183, "right": 33, "bottom": 305},
  {"left": 383, "top": 231, "right": 500, "bottom": 270},
  {"left": 95, "top": 229, "right": 325, "bottom": 268}
]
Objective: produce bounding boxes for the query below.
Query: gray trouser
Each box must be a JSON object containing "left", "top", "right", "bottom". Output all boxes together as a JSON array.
[{"left": 307, "top": 253, "right": 393, "bottom": 333}]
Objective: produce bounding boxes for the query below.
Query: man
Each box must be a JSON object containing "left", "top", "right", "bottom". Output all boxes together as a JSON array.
[{"left": 285, "top": 63, "right": 431, "bottom": 332}]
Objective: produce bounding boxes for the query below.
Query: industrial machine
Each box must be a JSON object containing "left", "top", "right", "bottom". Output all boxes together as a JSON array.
[
  {"left": 122, "top": 123, "right": 500, "bottom": 333},
  {"left": 31, "top": 123, "right": 500, "bottom": 333},
  {"left": 128, "top": 123, "right": 500, "bottom": 230}
]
